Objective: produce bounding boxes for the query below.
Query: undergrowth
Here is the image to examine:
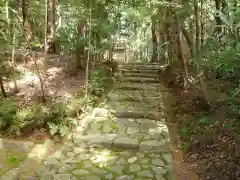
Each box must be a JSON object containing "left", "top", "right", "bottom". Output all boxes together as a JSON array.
[{"left": 0, "top": 67, "right": 112, "bottom": 138}]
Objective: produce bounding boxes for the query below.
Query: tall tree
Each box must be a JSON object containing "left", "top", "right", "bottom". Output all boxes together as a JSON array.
[
  {"left": 21, "top": 0, "right": 33, "bottom": 44},
  {"left": 151, "top": 16, "right": 158, "bottom": 62},
  {"left": 48, "top": 0, "right": 57, "bottom": 53}
]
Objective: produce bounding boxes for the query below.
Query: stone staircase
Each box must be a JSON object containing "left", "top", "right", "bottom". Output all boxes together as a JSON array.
[{"left": 35, "top": 63, "right": 174, "bottom": 180}]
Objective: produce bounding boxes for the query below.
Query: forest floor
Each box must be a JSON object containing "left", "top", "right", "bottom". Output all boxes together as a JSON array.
[
  {"left": 1, "top": 52, "right": 86, "bottom": 141},
  {"left": 162, "top": 67, "right": 240, "bottom": 180}
]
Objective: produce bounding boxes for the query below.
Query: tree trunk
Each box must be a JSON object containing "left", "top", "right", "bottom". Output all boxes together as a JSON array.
[
  {"left": 194, "top": 0, "right": 201, "bottom": 54},
  {"left": 200, "top": 0, "right": 204, "bottom": 46},
  {"left": 44, "top": 0, "right": 48, "bottom": 72},
  {"left": 151, "top": 16, "right": 158, "bottom": 62},
  {"left": 11, "top": 19, "right": 18, "bottom": 93},
  {"left": 76, "top": 20, "right": 87, "bottom": 69},
  {"left": 0, "top": 76, "right": 7, "bottom": 97},
  {"left": 182, "top": 25, "right": 196, "bottom": 57},
  {"left": 22, "top": 0, "right": 33, "bottom": 44},
  {"left": 214, "top": 0, "right": 222, "bottom": 34},
  {"left": 47, "top": 0, "right": 56, "bottom": 54}
]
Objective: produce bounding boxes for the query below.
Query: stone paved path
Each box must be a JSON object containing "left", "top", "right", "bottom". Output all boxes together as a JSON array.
[{"left": 36, "top": 63, "right": 175, "bottom": 180}]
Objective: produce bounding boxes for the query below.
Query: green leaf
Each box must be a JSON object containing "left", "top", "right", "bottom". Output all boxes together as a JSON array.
[
  {"left": 199, "top": 116, "right": 212, "bottom": 125},
  {"left": 179, "top": 127, "right": 188, "bottom": 137}
]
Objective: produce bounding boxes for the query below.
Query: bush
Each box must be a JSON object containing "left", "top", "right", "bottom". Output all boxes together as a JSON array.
[
  {"left": 46, "top": 102, "right": 77, "bottom": 137},
  {"left": 0, "top": 99, "right": 18, "bottom": 130},
  {"left": 89, "top": 68, "right": 109, "bottom": 96}
]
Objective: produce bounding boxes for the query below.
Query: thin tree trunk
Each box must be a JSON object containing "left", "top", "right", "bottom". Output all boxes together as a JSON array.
[
  {"left": 11, "top": 19, "right": 18, "bottom": 93},
  {"left": 85, "top": 1, "right": 92, "bottom": 97},
  {"left": 22, "top": 0, "right": 32, "bottom": 44},
  {"left": 34, "top": 57, "right": 45, "bottom": 102},
  {"left": 48, "top": 0, "right": 56, "bottom": 53},
  {"left": 194, "top": 0, "right": 201, "bottom": 54},
  {"left": 44, "top": 0, "right": 48, "bottom": 72},
  {"left": 182, "top": 25, "right": 196, "bottom": 57},
  {"left": 214, "top": 0, "right": 222, "bottom": 33},
  {"left": 200, "top": 0, "right": 204, "bottom": 47},
  {"left": 151, "top": 16, "right": 158, "bottom": 62}
]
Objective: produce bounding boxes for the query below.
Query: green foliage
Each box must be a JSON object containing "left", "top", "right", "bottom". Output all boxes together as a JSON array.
[
  {"left": 89, "top": 68, "right": 109, "bottom": 96},
  {"left": 0, "top": 98, "right": 18, "bottom": 130}
]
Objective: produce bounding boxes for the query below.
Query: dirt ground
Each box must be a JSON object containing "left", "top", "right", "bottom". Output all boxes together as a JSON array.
[{"left": 162, "top": 67, "right": 240, "bottom": 180}]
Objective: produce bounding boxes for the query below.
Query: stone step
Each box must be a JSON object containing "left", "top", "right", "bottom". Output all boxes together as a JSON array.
[
  {"left": 76, "top": 115, "right": 168, "bottom": 139},
  {"left": 118, "top": 64, "right": 164, "bottom": 70},
  {"left": 119, "top": 77, "right": 159, "bottom": 83},
  {"left": 119, "top": 72, "right": 159, "bottom": 78},
  {"left": 112, "top": 111, "right": 164, "bottom": 120},
  {"left": 74, "top": 133, "right": 170, "bottom": 153},
  {"left": 107, "top": 90, "right": 162, "bottom": 101},
  {"left": 120, "top": 69, "right": 160, "bottom": 74},
  {"left": 106, "top": 100, "right": 160, "bottom": 114},
  {"left": 119, "top": 62, "right": 161, "bottom": 65},
  {"left": 115, "top": 82, "right": 159, "bottom": 91}
]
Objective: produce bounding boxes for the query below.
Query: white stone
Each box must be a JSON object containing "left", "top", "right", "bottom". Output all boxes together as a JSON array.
[
  {"left": 127, "top": 127, "right": 139, "bottom": 134},
  {"left": 77, "top": 154, "right": 90, "bottom": 160},
  {"left": 92, "top": 167, "right": 107, "bottom": 174},
  {"left": 107, "top": 156, "right": 119, "bottom": 165},
  {"left": 40, "top": 174, "right": 52, "bottom": 180},
  {"left": 116, "top": 175, "right": 134, "bottom": 180},
  {"left": 141, "top": 158, "right": 149, "bottom": 164},
  {"left": 82, "top": 161, "right": 93, "bottom": 169},
  {"left": 103, "top": 121, "right": 113, "bottom": 133},
  {"left": 127, "top": 157, "right": 137, "bottom": 163},
  {"left": 162, "top": 153, "right": 172, "bottom": 164},
  {"left": 85, "top": 175, "right": 101, "bottom": 180},
  {"left": 81, "top": 115, "right": 94, "bottom": 128},
  {"left": 54, "top": 174, "right": 72, "bottom": 180},
  {"left": 119, "top": 151, "right": 132, "bottom": 156},
  {"left": 152, "top": 166, "right": 167, "bottom": 174},
  {"left": 73, "top": 147, "right": 87, "bottom": 154},
  {"left": 116, "top": 158, "right": 126, "bottom": 165},
  {"left": 66, "top": 152, "right": 75, "bottom": 157},
  {"left": 143, "top": 135, "right": 151, "bottom": 140},
  {"left": 51, "top": 150, "right": 62, "bottom": 159},
  {"left": 139, "top": 140, "right": 168, "bottom": 152},
  {"left": 113, "top": 137, "right": 138, "bottom": 149},
  {"left": 137, "top": 170, "right": 153, "bottom": 177},
  {"left": 44, "top": 158, "right": 59, "bottom": 165},
  {"left": 105, "top": 173, "right": 113, "bottom": 179},
  {"left": 149, "top": 130, "right": 163, "bottom": 140},
  {"left": 129, "top": 164, "right": 141, "bottom": 172},
  {"left": 90, "top": 122, "right": 102, "bottom": 130},
  {"left": 58, "top": 165, "right": 74, "bottom": 173},
  {"left": 79, "top": 134, "right": 117, "bottom": 147},
  {"left": 109, "top": 165, "right": 124, "bottom": 174},
  {"left": 72, "top": 169, "right": 90, "bottom": 175},
  {"left": 142, "top": 164, "right": 150, "bottom": 169},
  {"left": 152, "top": 158, "right": 165, "bottom": 166},
  {"left": 93, "top": 108, "right": 109, "bottom": 117}
]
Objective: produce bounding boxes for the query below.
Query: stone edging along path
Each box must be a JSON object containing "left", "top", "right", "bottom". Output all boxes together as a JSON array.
[{"left": 36, "top": 63, "right": 175, "bottom": 180}]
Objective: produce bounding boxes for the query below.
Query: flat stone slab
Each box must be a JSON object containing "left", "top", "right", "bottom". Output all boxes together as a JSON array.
[
  {"left": 75, "top": 116, "right": 169, "bottom": 143},
  {"left": 107, "top": 90, "right": 162, "bottom": 101},
  {"left": 119, "top": 77, "right": 159, "bottom": 83},
  {"left": 36, "top": 143, "right": 174, "bottom": 180},
  {"left": 107, "top": 100, "right": 160, "bottom": 114},
  {"left": 120, "top": 72, "right": 159, "bottom": 78},
  {"left": 115, "top": 82, "right": 159, "bottom": 91}
]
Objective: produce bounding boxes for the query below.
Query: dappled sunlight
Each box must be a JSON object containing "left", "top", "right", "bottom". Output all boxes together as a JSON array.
[{"left": 89, "top": 148, "right": 113, "bottom": 168}]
